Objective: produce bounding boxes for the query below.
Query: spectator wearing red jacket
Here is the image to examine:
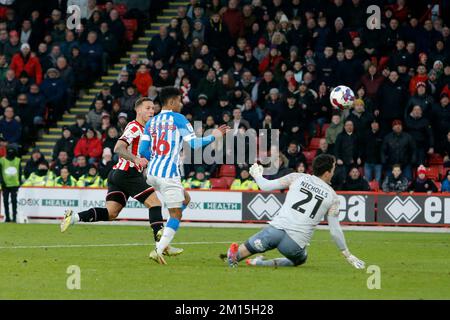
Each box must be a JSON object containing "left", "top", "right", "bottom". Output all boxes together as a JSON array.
[
  {"left": 409, "top": 64, "right": 428, "bottom": 95},
  {"left": 74, "top": 128, "right": 103, "bottom": 164},
  {"left": 221, "top": 0, "right": 244, "bottom": 40},
  {"left": 259, "top": 46, "right": 284, "bottom": 74},
  {"left": 133, "top": 64, "right": 153, "bottom": 97},
  {"left": 358, "top": 64, "right": 385, "bottom": 100},
  {"left": 10, "top": 43, "right": 43, "bottom": 85}
]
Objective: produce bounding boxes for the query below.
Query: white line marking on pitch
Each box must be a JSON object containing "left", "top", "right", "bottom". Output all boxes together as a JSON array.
[{"left": 0, "top": 241, "right": 236, "bottom": 250}]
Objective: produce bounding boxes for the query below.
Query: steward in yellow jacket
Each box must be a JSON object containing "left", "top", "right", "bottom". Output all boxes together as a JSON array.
[
  {"left": 77, "top": 165, "right": 103, "bottom": 188},
  {"left": 230, "top": 166, "right": 259, "bottom": 191},
  {"left": 46, "top": 167, "right": 78, "bottom": 187}
]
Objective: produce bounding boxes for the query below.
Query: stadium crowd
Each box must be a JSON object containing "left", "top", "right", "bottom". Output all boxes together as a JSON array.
[{"left": 0, "top": 0, "right": 450, "bottom": 208}]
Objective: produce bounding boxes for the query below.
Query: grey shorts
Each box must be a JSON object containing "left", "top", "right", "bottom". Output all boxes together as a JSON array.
[{"left": 245, "top": 226, "right": 308, "bottom": 266}]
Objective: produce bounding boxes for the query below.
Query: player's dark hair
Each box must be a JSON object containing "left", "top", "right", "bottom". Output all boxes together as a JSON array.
[
  {"left": 134, "top": 97, "right": 152, "bottom": 110},
  {"left": 312, "top": 154, "right": 335, "bottom": 177},
  {"left": 159, "top": 86, "right": 181, "bottom": 106}
]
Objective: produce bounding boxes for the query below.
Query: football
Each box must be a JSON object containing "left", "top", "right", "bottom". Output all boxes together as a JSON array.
[{"left": 330, "top": 85, "right": 355, "bottom": 110}]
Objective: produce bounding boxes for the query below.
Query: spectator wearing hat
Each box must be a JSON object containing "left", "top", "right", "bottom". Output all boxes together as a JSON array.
[
  {"left": 0, "top": 145, "right": 21, "bottom": 222},
  {"left": 23, "top": 160, "right": 55, "bottom": 187},
  {"left": 23, "top": 147, "right": 44, "bottom": 179},
  {"left": 376, "top": 71, "right": 408, "bottom": 135},
  {"left": 253, "top": 38, "right": 269, "bottom": 63},
  {"left": 409, "top": 64, "right": 429, "bottom": 95},
  {"left": 74, "top": 128, "right": 103, "bottom": 164},
  {"left": 342, "top": 166, "right": 371, "bottom": 191},
  {"left": 69, "top": 114, "right": 89, "bottom": 140},
  {"left": 381, "top": 164, "right": 409, "bottom": 193},
  {"left": 280, "top": 92, "right": 304, "bottom": 148},
  {"left": 441, "top": 170, "right": 450, "bottom": 192},
  {"left": 192, "top": 93, "right": 211, "bottom": 122},
  {"left": 40, "top": 67, "right": 68, "bottom": 123},
  {"left": 94, "top": 83, "right": 114, "bottom": 112},
  {"left": 53, "top": 126, "right": 77, "bottom": 160},
  {"left": 86, "top": 99, "right": 106, "bottom": 130},
  {"left": 117, "top": 112, "right": 129, "bottom": 133},
  {"left": 0, "top": 106, "right": 21, "bottom": 146},
  {"left": 381, "top": 120, "right": 416, "bottom": 180},
  {"left": 408, "top": 165, "right": 438, "bottom": 194},
  {"left": 404, "top": 105, "right": 434, "bottom": 166},
  {"left": 47, "top": 166, "right": 78, "bottom": 187},
  {"left": 182, "top": 166, "right": 211, "bottom": 190},
  {"left": 213, "top": 95, "right": 233, "bottom": 123},
  {"left": 77, "top": 164, "right": 103, "bottom": 188},
  {"left": 230, "top": 165, "right": 259, "bottom": 191},
  {"left": 10, "top": 43, "right": 42, "bottom": 84},
  {"left": 99, "top": 147, "right": 115, "bottom": 181},
  {"left": 405, "top": 81, "right": 434, "bottom": 119}
]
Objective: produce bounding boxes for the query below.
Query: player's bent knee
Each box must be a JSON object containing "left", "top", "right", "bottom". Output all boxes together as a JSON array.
[
  {"left": 106, "top": 201, "right": 123, "bottom": 221},
  {"left": 183, "top": 191, "right": 191, "bottom": 205},
  {"left": 292, "top": 254, "right": 308, "bottom": 267}
]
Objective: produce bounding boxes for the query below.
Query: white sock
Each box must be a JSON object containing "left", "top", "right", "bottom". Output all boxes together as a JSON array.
[
  {"left": 156, "top": 227, "right": 176, "bottom": 254},
  {"left": 74, "top": 213, "right": 81, "bottom": 223}
]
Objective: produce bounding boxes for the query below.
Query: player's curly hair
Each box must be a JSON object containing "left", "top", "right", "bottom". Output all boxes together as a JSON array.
[{"left": 159, "top": 86, "right": 181, "bottom": 106}]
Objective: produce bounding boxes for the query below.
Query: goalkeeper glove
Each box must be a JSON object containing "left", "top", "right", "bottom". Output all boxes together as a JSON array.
[
  {"left": 249, "top": 163, "right": 264, "bottom": 179},
  {"left": 342, "top": 249, "right": 365, "bottom": 269}
]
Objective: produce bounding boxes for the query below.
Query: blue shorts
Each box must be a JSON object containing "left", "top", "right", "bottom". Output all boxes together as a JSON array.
[{"left": 244, "top": 226, "right": 308, "bottom": 266}]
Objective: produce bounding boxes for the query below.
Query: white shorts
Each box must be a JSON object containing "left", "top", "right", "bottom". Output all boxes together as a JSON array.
[{"left": 146, "top": 176, "right": 185, "bottom": 209}]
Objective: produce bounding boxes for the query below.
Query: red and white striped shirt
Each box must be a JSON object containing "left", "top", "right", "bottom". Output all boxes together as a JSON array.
[{"left": 113, "top": 120, "right": 144, "bottom": 172}]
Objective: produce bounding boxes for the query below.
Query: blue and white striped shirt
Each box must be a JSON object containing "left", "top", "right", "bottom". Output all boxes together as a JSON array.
[{"left": 142, "top": 110, "right": 196, "bottom": 178}]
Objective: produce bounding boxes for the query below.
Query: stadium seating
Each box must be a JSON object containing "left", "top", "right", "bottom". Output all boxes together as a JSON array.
[
  {"left": 210, "top": 178, "right": 229, "bottom": 190},
  {"left": 219, "top": 165, "right": 237, "bottom": 178},
  {"left": 426, "top": 167, "right": 440, "bottom": 181},
  {"left": 303, "top": 150, "right": 316, "bottom": 165},
  {"left": 308, "top": 138, "right": 321, "bottom": 151},
  {"left": 369, "top": 181, "right": 380, "bottom": 192}
]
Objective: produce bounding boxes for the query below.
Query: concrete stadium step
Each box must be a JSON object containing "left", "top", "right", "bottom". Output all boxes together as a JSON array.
[
  {"left": 43, "top": 134, "right": 60, "bottom": 141},
  {"left": 71, "top": 107, "right": 89, "bottom": 113},
  {"left": 49, "top": 128, "right": 62, "bottom": 134},
  {"left": 144, "top": 30, "right": 158, "bottom": 36},
  {"left": 36, "top": 141, "right": 56, "bottom": 147},
  {"left": 134, "top": 44, "right": 147, "bottom": 49},
  {"left": 63, "top": 114, "right": 76, "bottom": 120},
  {"left": 57, "top": 121, "right": 73, "bottom": 127}
]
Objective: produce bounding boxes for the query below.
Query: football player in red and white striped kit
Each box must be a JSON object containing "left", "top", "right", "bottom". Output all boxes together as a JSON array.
[{"left": 61, "top": 98, "right": 188, "bottom": 256}]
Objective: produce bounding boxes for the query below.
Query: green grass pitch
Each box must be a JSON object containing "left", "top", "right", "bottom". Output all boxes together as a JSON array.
[{"left": 0, "top": 223, "right": 449, "bottom": 300}]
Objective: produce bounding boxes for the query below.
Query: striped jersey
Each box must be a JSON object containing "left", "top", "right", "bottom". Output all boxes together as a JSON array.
[
  {"left": 113, "top": 120, "right": 144, "bottom": 172},
  {"left": 142, "top": 110, "right": 196, "bottom": 178}
]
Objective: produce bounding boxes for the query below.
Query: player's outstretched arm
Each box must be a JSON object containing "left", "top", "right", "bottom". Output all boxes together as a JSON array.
[
  {"left": 186, "top": 125, "right": 229, "bottom": 149},
  {"left": 249, "top": 163, "right": 297, "bottom": 191},
  {"left": 328, "top": 214, "right": 365, "bottom": 269}
]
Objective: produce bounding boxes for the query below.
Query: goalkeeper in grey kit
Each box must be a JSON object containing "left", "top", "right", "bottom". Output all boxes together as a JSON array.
[{"left": 227, "top": 154, "right": 365, "bottom": 269}]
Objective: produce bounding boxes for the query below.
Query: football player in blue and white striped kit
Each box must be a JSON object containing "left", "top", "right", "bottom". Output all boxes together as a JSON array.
[{"left": 140, "top": 87, "right": 228, "bottom": 264}]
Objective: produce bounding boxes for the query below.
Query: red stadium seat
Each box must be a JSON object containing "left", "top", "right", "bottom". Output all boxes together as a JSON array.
[
  {"left": 369, "top": 180, "right": 379, "bottom": 192},
  {"left": 303, "top": 150, "right": 316, "bottom": 165},
  {"left": 309, "top": 138, "right": 321, "bottom": 150},
  {"left": 429, "top": 153, "right": 444, "bottom": 165},
  {"left": 435, "top": 181, "right": 442, "bottom": 192},
  {"left": 0, "top": 7, "right": 7, "bottom": 19},
  {"left": 210, "top": 178, "right": 229, "bottom": 189},
  {"left": 222, "top": 177, "right": 235, "bottom": 187},
  {"left": 321, "top": 123, "right": 330, "bottom": 138},
  {"left": 219, "top": 165, "right": 236, "bottom": 177},
  {"left": 426, "top": 166, "right": 440, "bottom": 181}
]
